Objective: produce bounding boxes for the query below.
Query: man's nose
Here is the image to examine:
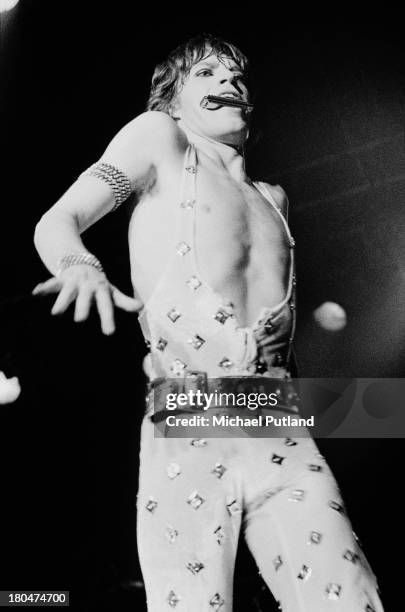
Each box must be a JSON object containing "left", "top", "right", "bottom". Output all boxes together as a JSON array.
[
  {"left": 219, "top": 72, "right": 236, "bottom": 84},
  {"left": 219, "top": 72, "right": 240, "bottom": 89}
]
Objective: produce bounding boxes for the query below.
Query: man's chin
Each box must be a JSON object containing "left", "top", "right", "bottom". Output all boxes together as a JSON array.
[
  {"left": 206, "top": 120, "right": 249, "bottom": 142},
  {"left": 217, "top": 127, "right": 249, "bottom": 147},
  {"left": 178, "top": 119, "right": 248, "bottom": 147}
]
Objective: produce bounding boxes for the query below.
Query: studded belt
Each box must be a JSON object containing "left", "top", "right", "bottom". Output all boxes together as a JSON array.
[{"left": 146, "top": 371, "right": 300, "bottom": 424}]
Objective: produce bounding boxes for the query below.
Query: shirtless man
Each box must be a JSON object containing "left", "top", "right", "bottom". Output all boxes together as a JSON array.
[{"left": 33, "top": 35, "right": 383, "bottom": 612}]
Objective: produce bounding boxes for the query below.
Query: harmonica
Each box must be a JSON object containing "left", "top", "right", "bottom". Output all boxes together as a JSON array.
[{"left": 200, "top": 95, "right": 254, "bottom": 112}]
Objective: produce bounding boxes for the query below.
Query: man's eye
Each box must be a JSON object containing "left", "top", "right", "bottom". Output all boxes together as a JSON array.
[{"left": 196, "top": 69, "right": 212, "bottom": 77}]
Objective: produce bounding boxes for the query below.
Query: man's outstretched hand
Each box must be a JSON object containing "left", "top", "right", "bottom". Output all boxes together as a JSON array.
[{"left": 32, "top": 265, "right": 142, "bottom": 335}]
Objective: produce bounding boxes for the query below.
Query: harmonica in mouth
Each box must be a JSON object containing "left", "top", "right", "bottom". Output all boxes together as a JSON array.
[{"left": 201, "top": 95, "right": 254, "bottom": 112}]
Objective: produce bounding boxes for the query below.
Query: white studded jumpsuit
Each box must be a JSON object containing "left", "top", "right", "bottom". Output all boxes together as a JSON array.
[{"left": 135, "top": 144, "right": 384, "bottom": 611}]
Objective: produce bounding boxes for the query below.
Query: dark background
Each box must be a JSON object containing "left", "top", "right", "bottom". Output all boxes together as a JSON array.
[{"left": 1, "top": 2, "right": 404, "bottom": 610}]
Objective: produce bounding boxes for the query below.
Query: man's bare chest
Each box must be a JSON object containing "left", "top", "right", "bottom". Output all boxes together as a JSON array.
[
  {"left": 138, "top": 161, "right": 286, "bottom": 246},
  {"left": 129, "top": 159, "right": 289, "bottom": 300},
  {"left": 192, "top": 168, "right": 287, "bottom": 252}
]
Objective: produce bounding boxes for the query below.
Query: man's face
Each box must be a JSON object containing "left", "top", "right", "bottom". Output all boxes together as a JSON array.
[{"left": 173, "top": 52, "right": 250, "bottom": 146}]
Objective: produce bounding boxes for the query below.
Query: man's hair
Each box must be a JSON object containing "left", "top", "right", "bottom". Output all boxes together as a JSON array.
[{"left": 147, "top": 34, "right": 250, "bottom": 116}]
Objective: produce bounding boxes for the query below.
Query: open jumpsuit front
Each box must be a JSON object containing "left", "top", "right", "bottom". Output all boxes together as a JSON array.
[{"left": 136, "top": 144, "right": 384, "bottom": 611}]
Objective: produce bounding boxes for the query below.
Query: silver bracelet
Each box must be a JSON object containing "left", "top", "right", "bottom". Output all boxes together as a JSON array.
[
  {"left": 56, "top": 252, "right": 104, "bottom": 276},
  {"left": 81, "top": 162, "right": 132, "bottom": 211}
]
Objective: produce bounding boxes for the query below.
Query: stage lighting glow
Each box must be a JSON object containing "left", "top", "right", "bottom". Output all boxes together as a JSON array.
[
  {"left": 313, "top": 301, "right": 347, "bottom": 331},
  {"left": 0, "top": 0, "right": 19, "bottom": 12}
]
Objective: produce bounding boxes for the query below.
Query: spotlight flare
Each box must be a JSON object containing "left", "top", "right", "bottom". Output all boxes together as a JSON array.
[{"left": 313, "top": 301, "right": 347, "bottom": 331}]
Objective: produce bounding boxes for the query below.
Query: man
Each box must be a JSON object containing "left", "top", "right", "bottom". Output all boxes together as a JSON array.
[{"left": 33, "top": 35, "right": 383, "bottom": 611}]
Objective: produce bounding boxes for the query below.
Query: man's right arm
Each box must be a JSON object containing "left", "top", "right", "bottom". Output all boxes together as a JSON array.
[{"left": 33, "top": 111, "right": 184, "bottom": 334}]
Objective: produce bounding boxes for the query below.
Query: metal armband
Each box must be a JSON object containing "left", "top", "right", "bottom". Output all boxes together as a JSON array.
[{"left": 81, "top": 162, "right": 133, "bottom": 211}]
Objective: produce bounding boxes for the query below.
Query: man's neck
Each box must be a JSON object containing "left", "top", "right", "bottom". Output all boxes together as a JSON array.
[{"left": 178, "top": 121, "right": 247, "bottom": 182}]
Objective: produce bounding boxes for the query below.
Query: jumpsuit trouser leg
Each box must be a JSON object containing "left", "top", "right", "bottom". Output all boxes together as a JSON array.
[{"left": 136, "top": 415, "right": 383, "bottom": 611}]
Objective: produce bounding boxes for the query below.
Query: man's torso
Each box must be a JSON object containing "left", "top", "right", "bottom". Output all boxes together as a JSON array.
[{"left": 128, "top": 132, "right": 291, "bottom": 330}]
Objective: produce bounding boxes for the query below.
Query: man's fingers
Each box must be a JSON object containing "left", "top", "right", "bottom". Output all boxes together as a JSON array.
[
  {"left": 32, "top": 278, "right": 61, "bottom": 295},
  {"left": 111, "top": 287, "right": 143, "bottom": 312},
  {"left": 74, "top": 286, "right": 93, "bottom": 322},
  {"left": 95, "top": 288, "right": 115, "bottom": 335},
  {"left": 51, "top": 283, "right": 78, "bottom": 315},
  {"left": 33, "top": 276, "right": 137, "bottom": 333}
]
